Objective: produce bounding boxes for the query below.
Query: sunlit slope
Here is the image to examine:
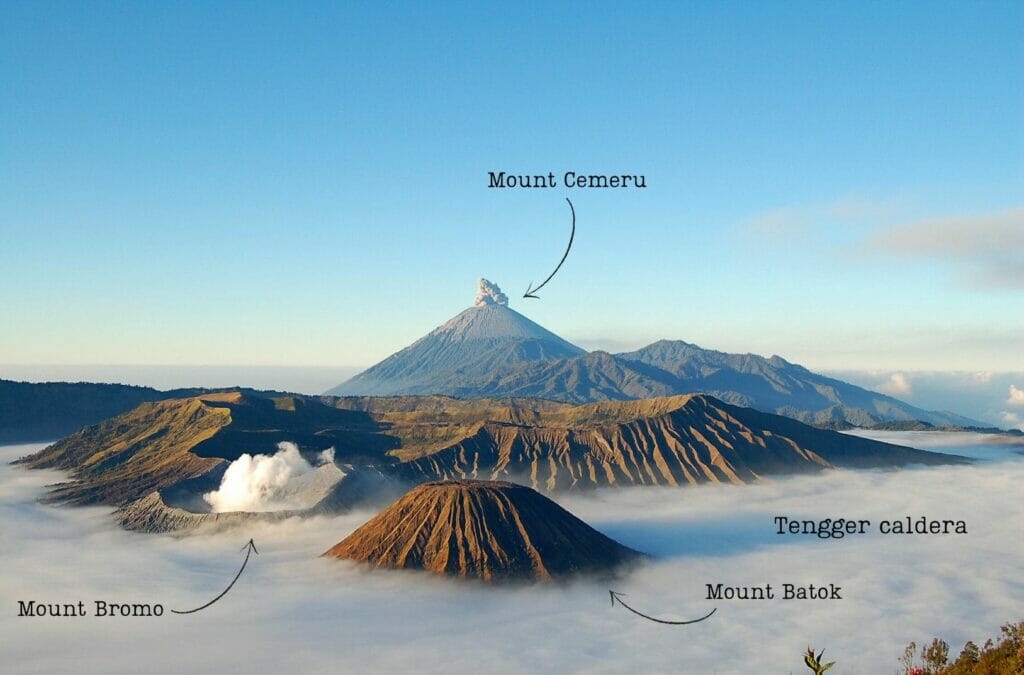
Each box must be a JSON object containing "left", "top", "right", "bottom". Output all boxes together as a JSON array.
[
  {"left": 17, "top": 392, "right": 396, "bottom": 506},
  {"left": 323, "top": 479, "right": 641, "bottom": 581},
  {"left": 390, "top": 394, "right": 959, "bottom": 490},
  {"left": 0, "top": 378, "right": 195, "bottom": 443},
  {"left": 18, "top": 391, "right": 963, "bottom": 512},
  {"left": 327, "top": 304, "right": 585, "bottom": 396}
]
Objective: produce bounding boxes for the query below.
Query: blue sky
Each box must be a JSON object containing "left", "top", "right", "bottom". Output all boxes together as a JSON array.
[{"left": 1, "top": 1, "right": 1021, "bottom": 373}]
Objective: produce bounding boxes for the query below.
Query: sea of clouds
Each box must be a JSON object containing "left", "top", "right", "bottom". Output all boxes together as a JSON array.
[{"left": 2, "top": 432, "right": 1022, "bottom": 674}]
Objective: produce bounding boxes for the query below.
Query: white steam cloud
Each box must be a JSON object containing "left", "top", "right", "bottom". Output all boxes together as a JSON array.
[
  {"left": 203, "top": 442, "right": 335, "bottom": 513},
  {"left": 474, "top": 278, "right": 508, "bottom": 306}
]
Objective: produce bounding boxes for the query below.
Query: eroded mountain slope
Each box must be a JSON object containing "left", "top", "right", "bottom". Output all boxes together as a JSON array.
[
  {"left": 323, "top": 480, "right": 641, "bottom": 581},
  {"left": 393, "top": 395, "right": 955, "bottom": 490},
  {"left": 18, "top": 391, "right": 964, "bottom": 516}
]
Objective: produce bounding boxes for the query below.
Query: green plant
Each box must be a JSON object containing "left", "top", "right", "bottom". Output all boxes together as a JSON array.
[
  {"left": 803, "top": 647, "right": 835, "bottom": 674},
  {"left": 921, "top": 638, "right": 950, "bottom": 671},
  {"left": 899, "top": 620, "right": 1024, "bottom": 674}
]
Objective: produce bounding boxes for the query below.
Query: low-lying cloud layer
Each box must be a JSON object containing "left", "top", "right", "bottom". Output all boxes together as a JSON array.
[
  {"left": 203, "top": 442, "right": 335, "bottom": 513},
  {"left": 3, "top": 433, "right": 1023, "bottom": 674}
]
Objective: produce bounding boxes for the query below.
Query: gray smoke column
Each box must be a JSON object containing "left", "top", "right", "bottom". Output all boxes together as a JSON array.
[{"left": 474, "top": 278, "right": 508, "bottom": 306}]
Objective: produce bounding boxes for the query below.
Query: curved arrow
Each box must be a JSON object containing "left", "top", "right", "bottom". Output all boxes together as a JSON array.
[
  {"left": 171, "top": 539, "right": 258, "bottom": 615},
  {"left": 523, "top": 197, "right": 575, "bottom": 299},
  {"left": 609, "top": 590, "right": 716, "bottom": 625}
]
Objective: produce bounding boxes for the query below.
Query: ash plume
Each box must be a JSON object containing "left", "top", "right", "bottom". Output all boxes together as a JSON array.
[{"left": 474, "top": 278, "right": 508, "bottom": 306}]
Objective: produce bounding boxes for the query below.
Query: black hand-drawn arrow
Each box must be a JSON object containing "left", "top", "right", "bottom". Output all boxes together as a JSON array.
[
  {"left": 523, "top": 197, "right": 575, "bottom": 299},
  {"left": 171, "top": 539, "right": 258, "bottom": 615},
  {"left": 609, "top": 590, "right": 717, "bottom": 625}
]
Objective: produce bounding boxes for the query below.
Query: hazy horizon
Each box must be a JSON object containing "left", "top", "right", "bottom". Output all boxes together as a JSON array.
[{"left": 4, "top": 360, "right": 1022, "bottom": 430}]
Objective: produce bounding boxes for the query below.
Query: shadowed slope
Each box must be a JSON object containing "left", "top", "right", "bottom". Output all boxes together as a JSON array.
[
  {"left": 0, "top": 379, "right": 206, "bottom": 443},
  {"left": 616, "top": 340, "right": 983, "bottom": 427},
  {"left": 323, "top": 480, "right": 641, "bottom": 581}
]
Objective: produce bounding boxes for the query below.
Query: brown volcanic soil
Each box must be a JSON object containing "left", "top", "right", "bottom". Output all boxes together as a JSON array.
[
  {"left": 18, "top": 392, "right": 965, "bottom": 513},
  {"left": 323, "top": 480, "right": 641, "bottom": 581},
  {"left": 391, "top": 394, "right": 963, "bottom": 490}
]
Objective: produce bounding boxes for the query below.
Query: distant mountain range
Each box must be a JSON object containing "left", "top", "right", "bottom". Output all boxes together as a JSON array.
[
  {"left": 0, "top": 379, "right": 276, "bottom": 443},
  {"left": 0, "top": 380, "right": 200, "bottom": 443},
  {"left": 0, "top": 281, "right": 993, "bottom": 444},
  {"left": 327, "top": 283, "right": 984, "bottom": 428}
]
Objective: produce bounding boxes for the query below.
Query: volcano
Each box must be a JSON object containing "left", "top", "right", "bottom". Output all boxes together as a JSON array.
[
  {"left": 326, "top": 279, "right": 983, "bottom": 429},
  {"left": 328, "top": 279, "right": 584, "bottom": 396},
  {"left": 322, "top": 480, "right": 641, "bottom": 581}
]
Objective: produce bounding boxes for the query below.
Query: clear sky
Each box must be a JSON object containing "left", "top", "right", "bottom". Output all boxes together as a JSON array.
[{"left": 2, "top": 1, "right": 1021, "bottom": 374}]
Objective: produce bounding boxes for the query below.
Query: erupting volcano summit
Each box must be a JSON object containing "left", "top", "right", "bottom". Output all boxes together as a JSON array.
[{"left": 327, "top": 279, "right": 584, "bottom": 396}]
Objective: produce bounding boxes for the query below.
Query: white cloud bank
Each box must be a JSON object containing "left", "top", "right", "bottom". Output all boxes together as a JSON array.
[
  {"left": 203, "top": 442, "right": 335, "bottom": 513},
  {"left": 1007, "top": 385, "right": 1024, "bottom": 407},
  {"left": 998, "top": 386, "right": 1024, "bottom": 430},
  {"left": 868, "top": 207, "right": 1024, "bottom": 290},
  {"left": 1000, "top": 412, "right": 1024, "bottom": 431},
  {"left": 3, "top": 433, "right": 1024, "bottom": 674},
  {"left": 876, "top": 371, "right": 913, "bottom": 397},
  {"left": 828, "top": 370, "right": 1024, "bottom": 429},
  {"left": 740, "top": 201, "right": 1023, "bottom": 296}
]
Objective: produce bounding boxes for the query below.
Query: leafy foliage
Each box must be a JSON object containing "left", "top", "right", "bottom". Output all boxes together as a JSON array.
[
  {"left": 900, "top": 621, "right": 1024, "bottom": 674},
  {"left": 803, "top": 646, "right": 835, "bottom": 674}
]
